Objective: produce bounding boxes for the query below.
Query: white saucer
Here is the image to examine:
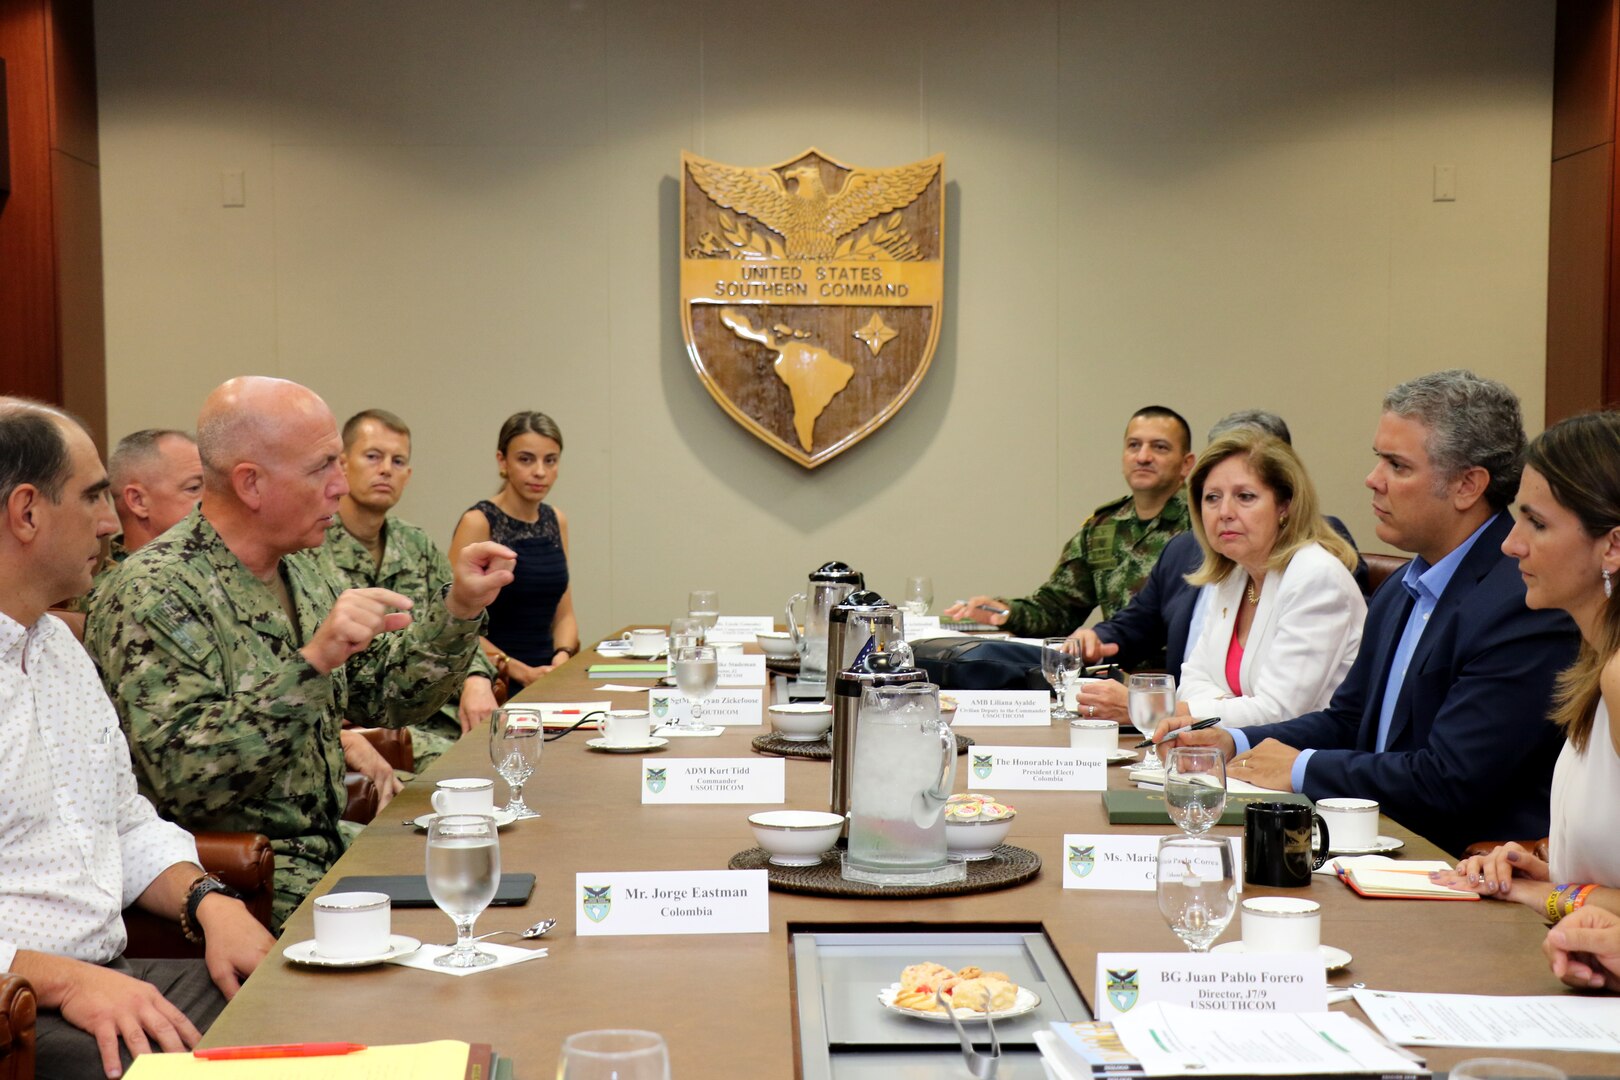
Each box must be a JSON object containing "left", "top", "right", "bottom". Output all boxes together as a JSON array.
[
  {"left": 585, "top": 737, "right": 670, "bottom": 753},
  {"left": 878, "top": 983, "right": 1041, "bottom": 1022},
  {"left": 1329, "top": 835, "right": 1404, "bottom": 855},
  {"left": 1210, "top": 941, "right": 1352, "bottom": 973},
  {"left": 411, "top": 808, "right": 519, "bottom": 830},
  {"left": 1105, "top": 749, "right": 1137, "bottom": 764},
  {"left": 284, "top": 934, "right": 421, "bottom": 968}
]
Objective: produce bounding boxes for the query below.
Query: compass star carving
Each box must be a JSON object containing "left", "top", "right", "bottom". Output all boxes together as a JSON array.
[
  {"left": 686, "top": 157, "right": 940, "bottom": 259},
  {"left": 853, "top": 313, "right": 898, "bottom": 356}
]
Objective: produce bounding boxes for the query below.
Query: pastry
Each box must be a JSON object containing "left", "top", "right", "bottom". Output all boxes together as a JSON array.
[
  {"left": 948, "top": 976, "right": 1017, "bottom": 1013},
  {"left": 892, "top": 962, "right": 1020, "bottom": 1014}
]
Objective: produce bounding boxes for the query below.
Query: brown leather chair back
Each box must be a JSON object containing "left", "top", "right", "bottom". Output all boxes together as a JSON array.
[
  {"left": 1363, "top": 552, "right": 1412, "bottom": 595},
  {"left": 344, "top": 773, "right": 382, "bottom": 825},
  {"left": 122, "top": 831, "right": 276, "bottom": 959},
  {"left": 0, "top": 974, "right": 36, "bottom": 1080},
  {"left": 354, "top": 727, "right": 414, "bottom": 773}
]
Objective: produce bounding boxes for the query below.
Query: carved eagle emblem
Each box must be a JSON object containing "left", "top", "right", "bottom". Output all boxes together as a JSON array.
[{"left": 686, "top": 157, "right": 940, "bottom": 259}]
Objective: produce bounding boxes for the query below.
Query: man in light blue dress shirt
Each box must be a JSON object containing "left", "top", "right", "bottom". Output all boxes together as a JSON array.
[{"left": 1154, "top": 371, "right": 1578, "bottom": 856}]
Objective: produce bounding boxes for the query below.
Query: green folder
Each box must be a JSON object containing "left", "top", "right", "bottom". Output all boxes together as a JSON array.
[
  {"left": 586, "top": 663, "right": 668, "bottom": 678},
  {"left": 1102, "top": 787, "right": 1311, "bottom": 826}
]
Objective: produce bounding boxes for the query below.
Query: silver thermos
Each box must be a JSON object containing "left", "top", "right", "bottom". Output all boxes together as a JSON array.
[{"left": 823, "top": 590, "right": 904, "bottom": 706}]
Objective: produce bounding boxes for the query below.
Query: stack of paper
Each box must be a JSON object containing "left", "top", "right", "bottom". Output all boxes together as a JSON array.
[
  {"left": 1335, "top": 856, "right": 1478, "bottom": 901},
  {"left": 1037, "top": 1005, "right": 1427, "bottom": 1078}
]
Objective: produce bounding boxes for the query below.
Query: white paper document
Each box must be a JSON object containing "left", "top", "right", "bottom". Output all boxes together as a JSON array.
[
  {"left": 1353, "top": 988, "right": 1620, "bottom": 1052},
  {"left": 1112, "top": 1003, "right": 1424, "bottom": 1076},
  {"left": 704, "top": 615, "right": 776, "bottom": 642}
]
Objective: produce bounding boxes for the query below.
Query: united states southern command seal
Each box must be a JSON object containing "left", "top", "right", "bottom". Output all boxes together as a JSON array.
[{"left": 681, "top": 148, "right": 945, "bottom": 468}]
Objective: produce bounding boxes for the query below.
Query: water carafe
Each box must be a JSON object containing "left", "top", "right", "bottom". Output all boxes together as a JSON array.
[
  {"left": 842, "top": 679, "right": 966, "bottom": 886},
  {"left": 785, "top": 561, "right": 863, "bottom": 690}
]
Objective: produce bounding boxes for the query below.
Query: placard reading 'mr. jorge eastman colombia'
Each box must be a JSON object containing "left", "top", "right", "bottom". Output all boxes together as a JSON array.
[{"left": 681, "top": 148, "right": 944, "bottom": 468}]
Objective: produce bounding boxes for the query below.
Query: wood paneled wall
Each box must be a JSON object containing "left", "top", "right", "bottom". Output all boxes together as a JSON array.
[{"left": 0, "top": 0, "right": 104, "bottom": 448}]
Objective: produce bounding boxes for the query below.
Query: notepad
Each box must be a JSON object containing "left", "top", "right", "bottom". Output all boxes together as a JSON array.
[
  {"left": 1336, "top": 856, "right": 1478, "bottom": 900},
  {"left": 125, "top": 1040, "right": 473, "bottom": 1078}
]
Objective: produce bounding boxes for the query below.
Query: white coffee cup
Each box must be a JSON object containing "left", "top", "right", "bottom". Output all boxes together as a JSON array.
[
  {"left": 1240, "top": 896, "right": 1321, "bottom": 953},
  {"left": 1064, "top": 677, "right": 1110, "bottom": 714},
  {"left": 1069, "top": 718, "right": 1119, "bottom": 752},
  {"left": 431, "top": 777, "right": 496, "bottom": 816},
  {"left": 313, "top": 891, "right": 391, "bottom": 959},
  {"left": 621, "top": 628, "right": 667, "bottom": 658},
  {"left": 1317, "top": 797, "right": 1380, "bottom": 851},
  {"left": 603, "top": 709, "right": 654, "bottom": 746},
  {"left": 709, "top": 640, "right": 744, "bottom": 657}
]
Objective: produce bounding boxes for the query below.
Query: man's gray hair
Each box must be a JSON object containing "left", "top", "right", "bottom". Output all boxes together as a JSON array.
[
  {"left": 1383, "top": 369, "right": 1525, "bottom": 510},
  {"left": 108, "top": 428, "right": 194, "bottom": 490},
  {"left": 1208, "top": 409, "right": 1291, "bottom": 446}
]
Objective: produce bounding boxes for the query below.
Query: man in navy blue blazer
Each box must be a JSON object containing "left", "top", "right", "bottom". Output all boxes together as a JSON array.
[{"left": 1154, "top": 372, "right": 1578, "bottom": 857}]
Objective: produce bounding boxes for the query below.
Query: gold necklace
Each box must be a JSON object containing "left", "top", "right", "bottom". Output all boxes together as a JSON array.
[{"left": 1245, "top": 580, "right": 1260, "bottom": 605}]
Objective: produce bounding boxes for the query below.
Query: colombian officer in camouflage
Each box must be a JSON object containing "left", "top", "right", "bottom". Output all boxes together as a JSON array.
[
  {"left": 946, "top": 406, "right": 1196, "bottom": 637},
  {"left": 312, "top": 408, "right": 500, "bottom": 770},
  {"left": 87, "top": 378, "right": 516, "bottom": 932}
]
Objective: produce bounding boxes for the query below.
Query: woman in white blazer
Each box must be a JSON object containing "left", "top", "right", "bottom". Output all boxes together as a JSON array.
[{"left": 1174, "top": 430, "right": 1366, "bottom": 728}]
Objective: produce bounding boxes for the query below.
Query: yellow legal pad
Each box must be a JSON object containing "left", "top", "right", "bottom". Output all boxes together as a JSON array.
[{"left": 124, "top": 1040, "right": 471, "bottom": 1078}]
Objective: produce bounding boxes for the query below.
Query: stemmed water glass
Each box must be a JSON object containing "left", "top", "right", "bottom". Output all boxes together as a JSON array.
[
  {"left": 1156, "top": 835, "right": 1237, "bottom": 953},
  {"left": 667, "top": 616, "right": 703, "bottom": 663},
  {"left": 557, "top": 1030, "right": 671, "bottom": 1080},
  {"left": 672, "top": 644, "right": 719, "bottom": 732},
  {"left": 1041, "top": 637, "right": 1084, "bottom": 719},
  {"left": 489, "top": 706, "right": 543, "bottom": 819},
  {"left": 426, "top": 814, "right": 501, "bottom": 968},
  {"left": 687, "top": 590, "right": 720, "bottom": 641},
  {"left": 1128, "top": 672, "right": 1177, "bottom": 768},
  {"left": 902, "top": 576, "right": 934, "bottom": 616},
  {"left": 1164, "top": 745, "right": 1227, "bottom": 836}
]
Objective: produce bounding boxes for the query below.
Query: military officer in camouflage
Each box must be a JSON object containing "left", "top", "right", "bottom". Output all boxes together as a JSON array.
[
  {"left": 87, "top": 377, "right": 516, "bottom": 931},
  {"left": 946, "top": 406, "right": 1195, "bottom": 638},
  {"left": 313, "top": 408, "right": 500, "bottom": 771}
]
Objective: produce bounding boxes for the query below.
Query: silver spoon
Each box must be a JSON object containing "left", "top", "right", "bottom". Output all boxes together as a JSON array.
[{"left": 437, "top": 918, "right": 556, "bottom": 947}]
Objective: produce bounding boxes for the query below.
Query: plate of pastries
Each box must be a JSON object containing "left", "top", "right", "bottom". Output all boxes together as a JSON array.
[{"left": 878, "top": 961, "right": 1040, "bottom": 1021}]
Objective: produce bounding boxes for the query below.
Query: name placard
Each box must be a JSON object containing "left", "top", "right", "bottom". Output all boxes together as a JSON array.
[
  {"left": 902, "top": 614, "right": 942, "bottom": 638},
  {"left": 705, "top": 616, "right": 776, "bottom": 643},
  {"left": 945, "top": 690, "right": 1051, "bottom": 726},
  {"left": 717, "top": 655, "right": 768, "bottom": 686},
  {"left": 639, "top": 757, "right": 785, "bottom": 804},
  {"left": 1063, "top": 835, "right": 1244, "bottom": 892},
  {"left": 648, "top": 688, "right": 765, "bottom": 726},
  {"left": 966, "top": 746, "right": 1106, "bottom": 791},
  {"left": 575, "top": 870, "right": 769, "bottom": 937},
  {"left": 1094, "top": 952, "right": 1324, "bottom": 1020}
]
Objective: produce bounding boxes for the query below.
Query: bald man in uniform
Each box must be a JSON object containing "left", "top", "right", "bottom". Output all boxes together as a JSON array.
[{"left": 87, "top": 377, "right": 515, "bottom": 929}]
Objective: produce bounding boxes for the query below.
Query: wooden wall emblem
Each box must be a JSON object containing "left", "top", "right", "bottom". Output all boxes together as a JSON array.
[{"left": 681, "top": 148, "right": 945, "bottom": 468}]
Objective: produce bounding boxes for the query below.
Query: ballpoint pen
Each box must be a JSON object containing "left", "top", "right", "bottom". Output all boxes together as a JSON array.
[
  {"left": 1132, "top": 715, "right": 1221, "bottom": 749},
  {"left": 973, "top": 603, "right": 1009, "bottom": 617},
  {"left": 195, "top": 1042, "right": 367, "bottom": 1061}
]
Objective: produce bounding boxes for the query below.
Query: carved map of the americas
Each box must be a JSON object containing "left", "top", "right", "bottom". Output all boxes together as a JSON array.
[{"left": 719, "top": 307, "right": 853, "bottom": 452}]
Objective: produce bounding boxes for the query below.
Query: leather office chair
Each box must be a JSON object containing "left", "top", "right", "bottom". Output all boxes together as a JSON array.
[
  {"left": 123, "top": 831, "right": 277, "bottom": 960},
  {"left": 1362, "top": 552, "right": 1412, "bottom": 595},
  {"left": 0, "top": 975, "right": 35, "bottom": 1080}
]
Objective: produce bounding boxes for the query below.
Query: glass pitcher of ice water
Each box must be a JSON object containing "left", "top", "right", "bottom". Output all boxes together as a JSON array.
[{"left": 843, "top": 682, "right": 957, "bottom": 882}]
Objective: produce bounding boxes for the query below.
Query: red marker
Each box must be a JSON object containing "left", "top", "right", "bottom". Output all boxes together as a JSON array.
[{"left": 195, "top": 1042, "right": 366, "bottom": 1061}]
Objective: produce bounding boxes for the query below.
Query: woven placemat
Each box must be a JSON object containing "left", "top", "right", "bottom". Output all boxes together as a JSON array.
[
  {"left": 750, "top": 732, "right": 975, "bottom": 760},
  {"left": 728, "top": 845, "right": 1040, "bottom": 898},
  {"left": 764, "top": 655, "right": 802, "bottom": 675}
]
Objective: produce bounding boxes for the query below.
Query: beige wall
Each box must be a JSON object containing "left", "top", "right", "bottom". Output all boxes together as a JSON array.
[{"left": 95, "top": 1, "right": 1554, "bottom": 645}]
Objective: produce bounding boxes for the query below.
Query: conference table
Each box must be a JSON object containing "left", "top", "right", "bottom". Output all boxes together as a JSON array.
[{"left": 199, "top": 633, "right": 1617, "bottom": 1077}]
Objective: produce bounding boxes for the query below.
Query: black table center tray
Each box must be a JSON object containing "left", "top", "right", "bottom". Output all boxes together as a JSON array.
[
  {"left": 729, "top": 844, "right": 1039, "bottom": 899},
  {"left": 751, "top": 731, "right": 975, "bottom": 760}
]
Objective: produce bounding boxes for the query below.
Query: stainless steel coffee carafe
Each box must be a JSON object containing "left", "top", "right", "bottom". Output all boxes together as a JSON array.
[
  {"left": 785, "top": 561, "right": 864, "bottom": 691},
  {"left": 823, "top": 590, "right": 903, "bottom": 705}
]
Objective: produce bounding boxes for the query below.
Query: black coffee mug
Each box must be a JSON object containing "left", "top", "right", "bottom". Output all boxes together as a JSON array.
[{"left": 1244, "top": 801, "right": 1330, "bottom": 888}]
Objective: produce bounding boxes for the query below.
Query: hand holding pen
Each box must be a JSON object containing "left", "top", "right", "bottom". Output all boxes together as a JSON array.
[{"left": 1133, "top": 715, "right": 1221, "bottom": 750}]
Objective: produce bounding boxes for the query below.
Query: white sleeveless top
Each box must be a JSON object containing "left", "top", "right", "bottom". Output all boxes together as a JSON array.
[{"left": 1549, "top": 699, "right": 1620, "bottom": 884}]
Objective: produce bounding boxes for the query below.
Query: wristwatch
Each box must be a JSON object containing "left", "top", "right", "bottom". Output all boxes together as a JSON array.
[{"left": 181, "top": 872, "right": 245, "bottom": 943}]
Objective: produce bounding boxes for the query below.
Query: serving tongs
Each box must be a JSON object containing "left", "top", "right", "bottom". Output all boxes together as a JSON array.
[{"left": 935, "top": 985, "right": 1001, "bottom": 1079}]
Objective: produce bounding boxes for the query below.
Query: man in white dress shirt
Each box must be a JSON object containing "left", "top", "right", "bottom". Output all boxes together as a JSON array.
[{"left": 0, "top": 399, "right": 273, "bottom": 1079}]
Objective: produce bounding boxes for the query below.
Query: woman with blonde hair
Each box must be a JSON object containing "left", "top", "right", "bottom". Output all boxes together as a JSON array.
[
  {"left": 1437, "top": 411, "right": 1620, "bottom": 916},
  {"left": 1172, "top": 429, "right": 1365, "bottom": 727}
]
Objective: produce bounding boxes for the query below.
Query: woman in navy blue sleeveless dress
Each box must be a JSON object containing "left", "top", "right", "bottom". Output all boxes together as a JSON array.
[{"left": 451, "top": 411, "right": 577, "bottom": 689}]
